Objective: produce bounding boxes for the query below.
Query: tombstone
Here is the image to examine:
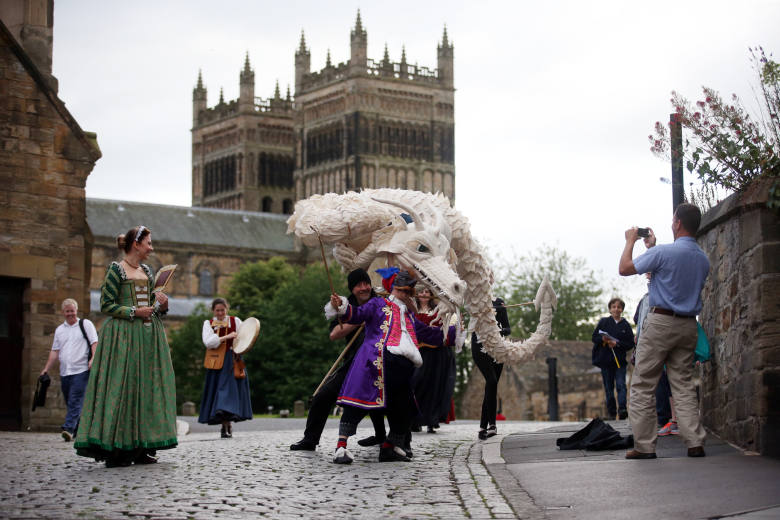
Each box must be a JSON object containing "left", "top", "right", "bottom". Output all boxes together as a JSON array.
[
  {"left": 522, "top": 410, "right": 535, "bottom": 421},
  {"left": 294, "top": 400, "right": 305, "bottom": 417},
  {"left": 279, "top": 409, "right": 290, "bottom": 418},
  {"left": 182, "top": 402, "right": 196, "bottom": 416},
  {"left": 561, "top": 412, "right": 577, "bottom": 422}
]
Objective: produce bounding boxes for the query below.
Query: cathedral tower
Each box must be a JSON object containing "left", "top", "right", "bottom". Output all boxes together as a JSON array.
[{"left": 293, "top": 12, "right": 456, "bottom": 205}]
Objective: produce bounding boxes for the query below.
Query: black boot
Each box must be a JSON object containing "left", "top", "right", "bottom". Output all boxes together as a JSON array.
[
  {"left": 290, "top": 438, "right": 317, "bottom": 451},
  {"left": 357, "top": 435, "right": 386, "bottom": 447},
  {"left": 379, "top": 445, "right": 411, "bottom": 462},
  {"left": 220, "top": 427, "right": 231, "bottom": 439}
]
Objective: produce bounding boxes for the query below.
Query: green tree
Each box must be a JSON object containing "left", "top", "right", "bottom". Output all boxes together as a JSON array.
[
  {"left": 243, "top": 263, "right": 348, "bottom": 411},
  {"left": 168, "top": 303, "right": 212, "bottom": 410},
  {"left": 225, "top": 256, "right": 296, "bottom": 319},
  {"left": 492, "top": 245, "right": 606, "bottom": 341}
]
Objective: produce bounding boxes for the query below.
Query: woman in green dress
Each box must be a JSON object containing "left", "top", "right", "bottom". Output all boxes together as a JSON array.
[{"left": 74, "top": 226, "right": 178, "bottom": 467}]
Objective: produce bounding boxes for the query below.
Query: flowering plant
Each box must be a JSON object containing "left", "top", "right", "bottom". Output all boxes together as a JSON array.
[{"left": 650, "top": 47, "right": 780, "bottom": 210}]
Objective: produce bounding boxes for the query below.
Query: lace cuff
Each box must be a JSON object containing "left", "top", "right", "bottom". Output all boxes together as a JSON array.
[
  {"left": 324, "top": 296, "right": 348, "bottom": 320},
  {"left": 128, "top": 306, "right": 136, "bottom": 322}
]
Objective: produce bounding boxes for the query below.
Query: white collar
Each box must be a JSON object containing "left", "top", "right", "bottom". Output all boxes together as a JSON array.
[
  {"left": 388, "top": 295, "right": 407, "bottom": 312},
  {"left": 63, "top": 320, "right": 79, "bottom": 328}
]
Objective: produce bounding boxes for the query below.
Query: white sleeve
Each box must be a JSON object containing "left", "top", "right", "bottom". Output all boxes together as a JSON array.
[
  {"left": 51, "top": 327, "right": 62, "bottom": 351},
  {"left": 202, "top": 321, "right": 221, "bottom": 349},
  {"left": 84, "top": 320, "right": 99, "bottom": 344},
  {"left": 234, "top": 317, "right": 243, "bottom": 332},
  {"left": 324, "top": 296, "right": 349, "bottom": 320}
]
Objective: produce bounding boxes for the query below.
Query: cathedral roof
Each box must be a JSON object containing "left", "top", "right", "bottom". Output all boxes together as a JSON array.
[{"left": 86, "top": 198, "right": 297, "bottom": 253}]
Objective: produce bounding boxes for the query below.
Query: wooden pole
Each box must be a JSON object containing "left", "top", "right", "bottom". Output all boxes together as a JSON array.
[
  {"left": 313, "top": 324, "right": 365, "bottom": 397},
  {"left": 502, "top": 301, "right": 535, "bottom": 308},
  {"left": 311, "top": 226, "right": 342, "bottom": 329}
]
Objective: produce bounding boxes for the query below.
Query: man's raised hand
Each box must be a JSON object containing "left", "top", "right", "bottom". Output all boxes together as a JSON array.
[{"left": 331, "top": 294, "right": 342, "bottom": 309}]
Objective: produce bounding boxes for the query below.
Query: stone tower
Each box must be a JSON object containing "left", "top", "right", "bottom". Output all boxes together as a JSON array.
[
  {"left": 293, "top": 13, "right": 456, "bottom": 204},
  {"left": 191, "top": 55, "right": 296, "bottom": 214}
]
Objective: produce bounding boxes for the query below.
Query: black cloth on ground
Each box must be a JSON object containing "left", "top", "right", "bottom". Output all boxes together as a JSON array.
[{"left": 556, "top": 418, "right": 634, "bottom": 451}]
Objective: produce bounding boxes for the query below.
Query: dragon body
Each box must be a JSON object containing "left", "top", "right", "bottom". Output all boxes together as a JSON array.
[{"left": 287, "top": 188, "right": 556, "bottom": 365}]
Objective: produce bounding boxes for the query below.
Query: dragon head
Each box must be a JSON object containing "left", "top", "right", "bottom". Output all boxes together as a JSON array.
[{"left": 371, "top": 197, "right": 465, "bottom": 312}]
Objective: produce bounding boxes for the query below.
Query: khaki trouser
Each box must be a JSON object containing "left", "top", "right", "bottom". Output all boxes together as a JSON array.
[{"left": 629, "top": 312, "right": 706, "bottom": 453}]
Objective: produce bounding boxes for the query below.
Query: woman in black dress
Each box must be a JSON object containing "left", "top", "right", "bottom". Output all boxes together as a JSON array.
[{"left": 471, "top": 297, "right": 511, "bottom": 440}]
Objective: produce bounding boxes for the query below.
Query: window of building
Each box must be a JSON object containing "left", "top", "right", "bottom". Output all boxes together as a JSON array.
[
  {"left": 199, "top": 269, "right": 213, "bottom": 296},
  {"left": 262, "top": 196, "right": 273, "bottom": 213},
  {"left": 283, "top": 199, "right": 293, "bottom": 215}
]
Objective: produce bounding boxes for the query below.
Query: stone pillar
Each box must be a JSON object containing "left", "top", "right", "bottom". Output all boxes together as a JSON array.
[{"left": 294, "top": 400, "right": 305, "bottom": 417}]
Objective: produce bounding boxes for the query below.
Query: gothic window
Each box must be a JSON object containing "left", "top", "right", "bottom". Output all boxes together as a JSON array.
[
  {"left": 262, "top": 196, "right": 273, "bottom": 213},
  {"left": 199, "top": 269, "right": 213, "bottom": 296},
  {"left": 283, "top": 198, "right": 293, "bottom": 214}
]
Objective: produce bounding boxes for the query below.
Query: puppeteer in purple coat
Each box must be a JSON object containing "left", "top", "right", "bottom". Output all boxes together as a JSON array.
[{"left": 335, "top": 296, "right": 457, "bottom": 411}]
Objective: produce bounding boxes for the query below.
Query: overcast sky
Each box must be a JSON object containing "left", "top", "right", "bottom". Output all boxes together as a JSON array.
[{"left": 52, "top": 0, "right": 780, "bottom": 310}]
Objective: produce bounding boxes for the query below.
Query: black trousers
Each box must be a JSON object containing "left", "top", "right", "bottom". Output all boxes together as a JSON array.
[
  {"left": 339, "top": 351, "right": 416, "bottom": 448},
  {"left": 472, "top": 336, "right": 504, "bottom": 429},
  {"left": 303, "top": 366, "right": 386, "bottom": 444}
]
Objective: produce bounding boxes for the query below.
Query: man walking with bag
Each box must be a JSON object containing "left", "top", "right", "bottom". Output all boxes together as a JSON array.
[
  {"left": 618, "top": 203, "right": 710, "bottom": 459},
  {"left": 41, "top": 299, "right": 98, "bottom": 441}
]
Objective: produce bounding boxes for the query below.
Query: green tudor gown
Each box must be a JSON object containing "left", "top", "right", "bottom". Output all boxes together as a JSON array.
[{"left": 74, "top": 262, "right": 178, "bottom": 462}]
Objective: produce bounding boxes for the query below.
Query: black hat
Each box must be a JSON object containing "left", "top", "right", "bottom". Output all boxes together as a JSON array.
[
  {"left": 393, "top": 270, "right": 417, "bottom": 289},
  {"left": 348, "top": 268, "right": 372, "bottom": 293}
]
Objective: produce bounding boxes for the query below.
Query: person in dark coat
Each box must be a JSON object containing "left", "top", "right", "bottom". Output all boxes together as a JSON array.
[
  {"left": 289, "top": 268, "right": 387, "bottom": 451},
  {"left": 471, "top": 297, "right": 511, "bottom": 440},
  {"left": 591, "top": 298, "right": 635, "bottom": 420}
]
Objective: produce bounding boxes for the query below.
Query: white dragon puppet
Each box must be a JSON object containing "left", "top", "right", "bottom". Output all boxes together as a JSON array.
[{"left": 286, "top": 188, "right": 557, "bottom": 365}]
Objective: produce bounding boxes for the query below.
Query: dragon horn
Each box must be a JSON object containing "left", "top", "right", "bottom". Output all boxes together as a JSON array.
[
  {"left": 371, "top": 196, "right": 424, "bottom": 230},
  {"left": 534, "top": 275, "right": 558, "bottom": 311},
  {"left": 426, "top": 202, "right": 451, "bottom": 242}
]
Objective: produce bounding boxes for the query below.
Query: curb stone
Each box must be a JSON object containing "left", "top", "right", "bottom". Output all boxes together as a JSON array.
[{"left": 482, "top": 434, "right": 548, "bottom": 520}]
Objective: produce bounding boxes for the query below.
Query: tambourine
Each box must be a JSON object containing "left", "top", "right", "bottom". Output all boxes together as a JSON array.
[{"left": 233, "top": 317, "right": 260, "bottom": 355}]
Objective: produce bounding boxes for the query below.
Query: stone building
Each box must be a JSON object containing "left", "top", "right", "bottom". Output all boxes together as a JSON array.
[
  {"left": 192, "top": 12, "right": 456, "bottom": 214},
  {"left": 191, "top": 58, "right": 295, "bottom": 213},
  {"left": 0, "top": 4, "right": 101, "bottom": 431},
  {"left": 85, "top": 198, "right": 309, "bottom": 331},
  {"left": 460, "top": 341, "right": 629, "bottom": 422}
]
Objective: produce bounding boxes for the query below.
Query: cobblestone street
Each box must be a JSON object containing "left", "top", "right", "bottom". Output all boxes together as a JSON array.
[{"left": 0, "top": 422, "right": 550, "bottom": 519}]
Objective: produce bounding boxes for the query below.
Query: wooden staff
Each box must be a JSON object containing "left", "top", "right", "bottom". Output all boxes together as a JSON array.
[
  {"left": 502, "top": 301, "right": 535, "bottom": 308},
  {"left": 311, "top": 226, "right": 342, "bottom": 329},
  {"left": 313, "top": 323, "right": 365, "bottom": 397}
]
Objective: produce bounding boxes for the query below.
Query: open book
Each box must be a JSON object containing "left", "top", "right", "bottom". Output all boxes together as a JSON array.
[
  {"left": 153, "top": 264, "right": 177, "bottom": 293},
  {"left": 598, "top": 330, "right": 619, "bottom": 344}
]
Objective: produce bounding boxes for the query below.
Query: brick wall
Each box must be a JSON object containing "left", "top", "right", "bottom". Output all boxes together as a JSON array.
[
  {"left": 0, "top": 20, "right": 100, "bottom": 431},
  {"left": 697, "top": 180, "right": 780, "bottom": 456}
]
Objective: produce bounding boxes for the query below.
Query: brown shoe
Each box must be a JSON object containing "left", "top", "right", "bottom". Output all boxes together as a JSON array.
[
  {"left": 625, "top": 450, "right": 657, "bottom": 459},
  {"left": 687, "top": 446, "right": 706, "bottom": 457}
]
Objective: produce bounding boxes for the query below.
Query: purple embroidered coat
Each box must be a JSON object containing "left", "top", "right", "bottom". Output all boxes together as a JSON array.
[{"left": 337, "top": 297, "right": 456, "bottom": 410}]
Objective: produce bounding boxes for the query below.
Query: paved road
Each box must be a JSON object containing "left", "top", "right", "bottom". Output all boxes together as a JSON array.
[
  {"left": 501, "top": 421, "right": 780, "bottom": 520},
  {"left": 0, "top": 421, "right": 552, "bottom": 519}
]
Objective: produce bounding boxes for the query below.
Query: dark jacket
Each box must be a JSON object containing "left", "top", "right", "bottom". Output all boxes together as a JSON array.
[
  {"left": 329, "top": 290, "right": 377, "bottom": 374},
  {"left": 591, "top": 316, "right": 634, "bottom": 369}
]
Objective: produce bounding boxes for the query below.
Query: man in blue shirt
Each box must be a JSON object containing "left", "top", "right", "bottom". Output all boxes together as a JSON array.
[{"left": 618, "top": 203, "right": 710, "bottom": 459}]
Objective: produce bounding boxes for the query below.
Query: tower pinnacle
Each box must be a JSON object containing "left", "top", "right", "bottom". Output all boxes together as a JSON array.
[
  {"left": 401, "top": 46, "right": 407, "bottom": 64},
  {"left": 219, "top": 87, "right": 224, "bottom": 104},
  {"left": 196, "top": 69, "right": 203, "bottom": 90},
  {"left": 274, "top": 80, "right": 281, "bottom": 99},
  {"left": 298, "top": 30, "right": 307, "bottom": 55},
  {"left": 326, "top": 49, "right": 332, "bottom": 67},
  {"left": 355, "top": 9, "right": 363, "bottom": 33},
  {"left": 383, "top": 43, "right": 390, "bottom": 66},
  {"left": 243, "top": 52, "right": 251, "bottom": 74},
  {"left": 441, "top": 25, "right": 451, "bottom": 48},
  {"left": 286, "top": 84, "right": 291, "bottom": 101}
]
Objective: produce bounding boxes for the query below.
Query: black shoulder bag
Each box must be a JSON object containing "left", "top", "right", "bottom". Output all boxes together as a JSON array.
[{"left": 78, "top": 319, "right": 93, "bottom": 362}]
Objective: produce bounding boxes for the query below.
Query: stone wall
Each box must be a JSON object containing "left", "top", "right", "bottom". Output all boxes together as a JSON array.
[
  {"left": 460, "top": 340, "right": 620, "bottom": 421},
  {"left": 0, "top": 14, "right": 101, "bottom": 431},
  {"left": 697, "top": 181, "right": 780, "bottom": 456}
]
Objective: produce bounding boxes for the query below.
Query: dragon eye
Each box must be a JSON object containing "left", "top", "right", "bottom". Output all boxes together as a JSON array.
[{"left": 417, "top": 244, "right": 429, "bottom": 254}]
